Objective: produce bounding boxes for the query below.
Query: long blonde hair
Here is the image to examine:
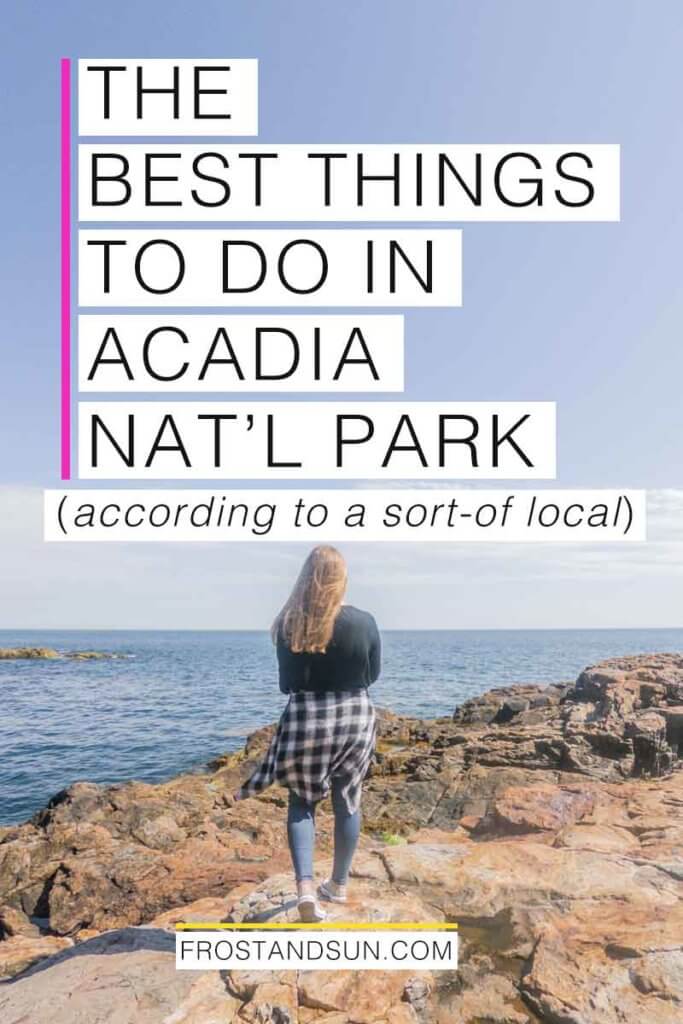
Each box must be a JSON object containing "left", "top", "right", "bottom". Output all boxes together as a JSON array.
[{"left": 272, "top": 546, "right": 348, "bottom": 654}]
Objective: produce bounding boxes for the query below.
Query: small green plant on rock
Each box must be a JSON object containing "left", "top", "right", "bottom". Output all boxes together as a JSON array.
[{"left": 380, "top": 831, "right": 406, "bottom": 846}]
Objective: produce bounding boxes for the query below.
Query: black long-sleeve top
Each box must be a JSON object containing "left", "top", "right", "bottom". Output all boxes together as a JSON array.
[{"left": 277, "top": 605, "right": 381, "bottom": 694}]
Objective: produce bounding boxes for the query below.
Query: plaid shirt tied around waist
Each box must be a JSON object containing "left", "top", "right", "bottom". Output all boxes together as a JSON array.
[{"left": 237, "top": 688, "right": 376, "bottom": 815}]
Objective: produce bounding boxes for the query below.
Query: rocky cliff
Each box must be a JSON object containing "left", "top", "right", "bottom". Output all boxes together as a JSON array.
[{"left": 1, "top": 653, "right": 682, "bottom": 1023}]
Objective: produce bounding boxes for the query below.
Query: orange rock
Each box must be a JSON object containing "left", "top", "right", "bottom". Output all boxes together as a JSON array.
[{"left": 0, "top": 933, "right": 72, "bottom": 980}]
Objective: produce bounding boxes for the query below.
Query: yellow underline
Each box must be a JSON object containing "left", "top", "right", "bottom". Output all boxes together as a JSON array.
[{"left": 176, "top": 922, "right": 458, "bottom": 931}]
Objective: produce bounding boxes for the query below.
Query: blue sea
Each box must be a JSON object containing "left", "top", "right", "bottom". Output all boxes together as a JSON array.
[{"left": 1, "top": 628, "right": 682, "bottom": 826}]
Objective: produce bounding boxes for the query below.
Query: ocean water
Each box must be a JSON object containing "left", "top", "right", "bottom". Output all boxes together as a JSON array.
[{"left": 1, "top": 628, "right": 682, "bottom": 826}]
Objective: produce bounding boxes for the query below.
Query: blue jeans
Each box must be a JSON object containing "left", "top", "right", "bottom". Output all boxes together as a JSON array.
[{"left": 287, "top": 779, "right": 361, "bottom": 884}]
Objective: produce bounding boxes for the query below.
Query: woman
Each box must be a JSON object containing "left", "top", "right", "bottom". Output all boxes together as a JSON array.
[{"left": 236, "top": 545, "right": 381, "bottom": 921}]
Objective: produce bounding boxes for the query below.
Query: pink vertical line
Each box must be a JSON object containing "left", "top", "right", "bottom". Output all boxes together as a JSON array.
[{"left": 60, "top": 58, "right": 71, "bottom": 480}]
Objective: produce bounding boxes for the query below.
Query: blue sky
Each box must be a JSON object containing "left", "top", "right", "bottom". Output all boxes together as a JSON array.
[{"left": 0, "top": 1, "right": 682, "bottom": 628}]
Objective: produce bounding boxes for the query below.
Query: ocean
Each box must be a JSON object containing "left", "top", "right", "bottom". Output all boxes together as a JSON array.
[{"left": 1, "top": 628, "right": 681, "bottom": 826}]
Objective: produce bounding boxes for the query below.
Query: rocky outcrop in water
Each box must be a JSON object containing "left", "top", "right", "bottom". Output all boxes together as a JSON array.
[
  {"left": 0, "top": 647, "right": 118, "bottom": 660},
  {"left": 0, "top": 653, "right": 682, "bottom": 1023}
]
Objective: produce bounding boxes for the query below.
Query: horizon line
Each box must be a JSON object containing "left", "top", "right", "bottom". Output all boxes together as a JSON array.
[{"left": 1, "top": 626, "right": 682, "bottom": 633}]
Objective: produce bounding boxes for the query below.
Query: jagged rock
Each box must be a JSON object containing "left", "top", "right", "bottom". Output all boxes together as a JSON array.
[
  {"left": 452, "top": 684, "right": 566, "bottom": 726},
  {"left": 1, "top": 653, "right": 683, "bottom": 1022},
  {"left": 3, "top": 785, "right": 681, "bottom": 1024},
  {"left": 0, "top": 932, "right": 72, "bottom": 980},
  {"left": 521, "top": 901, "right": 683, "bottom": 1024},
  {"left": 0, "top": 906, "right": 36, "bottom": 939},
  {"left": 626, "top": 711, "right": 672, "bottom": 777},
  {"left": 663, "top": 706, "right": 683, "bottom": 757},
  {"left": 0, "top": 775, "right": 295, "bottom": 936},
  {"left": 492, "top": 697, "right": 530, "bottom": 723},
  {"left": 0, "top": 770, "right": 379, "bottom": 942},
  {"left": 475, "top": 782, "right": 596, "bottom": 835},
  {"left": 441, "top": 954, "right": 531, "bottom": 1023}
]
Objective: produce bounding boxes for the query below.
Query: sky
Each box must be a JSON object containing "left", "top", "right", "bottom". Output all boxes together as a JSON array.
[{"left": 0, "top": 1, "right": 682, "bottom": 629}]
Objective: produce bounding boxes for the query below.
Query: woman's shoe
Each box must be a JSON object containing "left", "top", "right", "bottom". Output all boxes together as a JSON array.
[
  {"left": 318, "top": 879, "right": 347, "bottom": 904},
  {"left": 297, "top": 894, "right": 327, "bottom": 922}
]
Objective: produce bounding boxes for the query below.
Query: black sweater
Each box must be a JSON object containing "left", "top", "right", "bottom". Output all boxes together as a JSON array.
[{"left": 277, "top": 605, "right": 381, "bottom": 694}]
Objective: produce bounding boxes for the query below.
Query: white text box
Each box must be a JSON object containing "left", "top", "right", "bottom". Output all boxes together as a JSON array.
[
  {"left": 44, "top": 489, "right": 645, "bottom": 542},
  {"left": 78, "top": 60, "right": 258, "bottom": 136},
  {"left": 78, "top": 229, "right": 462, "bottom": 308},
  {"left": 79, "top": 144, "right": 620, "bottom": 221},
  {"left": 174, "top": 929, "right": 458, "bottom": 971},
  {"left": 78, "top": 315, "right": 404, "bottom": 392},
  {"left": 77, "top": 401, "right": 555, "bottom": 480}
]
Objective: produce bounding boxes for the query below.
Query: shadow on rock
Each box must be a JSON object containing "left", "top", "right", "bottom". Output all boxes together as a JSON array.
[{"left": 1, "top": 926, "right": 175, "bottom": 983}]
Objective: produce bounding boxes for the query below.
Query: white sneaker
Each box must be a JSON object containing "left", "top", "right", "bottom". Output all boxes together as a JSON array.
[
  {"left": 297, "top": 895, "right": 327, "bottom": 922},
  {"left": 318, "top": 879, "right": 347, "bottom": 904}
]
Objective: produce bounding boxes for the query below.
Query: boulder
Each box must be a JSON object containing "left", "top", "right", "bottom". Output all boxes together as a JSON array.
[
  {"left": 476, "top": 782, "right": 596, "bottom": 835},
  {"left": 0, "top": 775, "right": 295, "bottom": 935},
  {"left": 0, "top": 928, "right": 240, "bottom": 1024},
  {"left": 521, "top": 901, "right": 683, "bottom": 1024},
  {"left": 626, "top": 711, "right": 672, "bottom": 777},
  {"left": 0, "top": 932, "right": 72, "bottom": 981}
]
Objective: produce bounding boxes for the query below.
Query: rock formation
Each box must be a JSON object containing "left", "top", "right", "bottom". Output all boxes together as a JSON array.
[
  {"left": 0, "top": 647, "right": 118, "bottom": 660},
  {"left": 1, "top": 653, "right": 682, "bottom": 1023}
]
